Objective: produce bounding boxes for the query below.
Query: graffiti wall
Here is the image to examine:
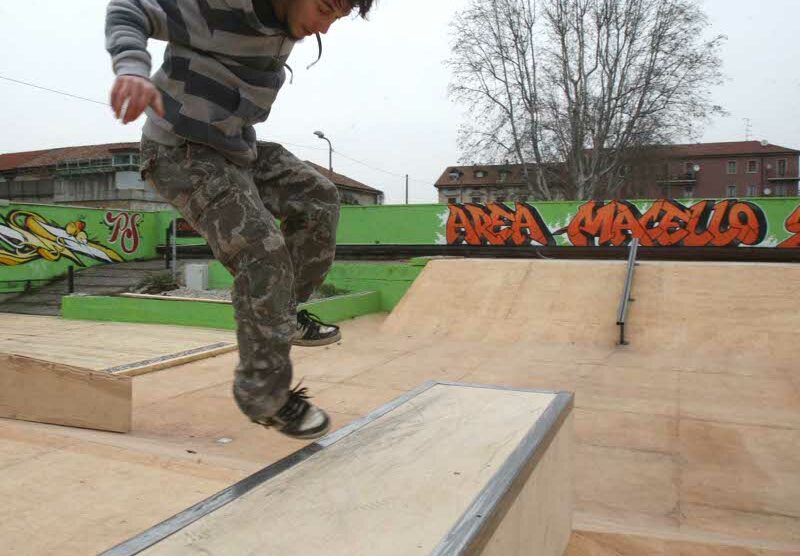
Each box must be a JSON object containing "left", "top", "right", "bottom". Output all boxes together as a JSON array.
[
  {"left": 445, "top": 198, "right": 800, "bottom": 249},
  {"left": 0, "top": 203, "right": 160, "bottom": 292},
  {"left": 332, "top": 197, "right": 800, "bottom": 249}
]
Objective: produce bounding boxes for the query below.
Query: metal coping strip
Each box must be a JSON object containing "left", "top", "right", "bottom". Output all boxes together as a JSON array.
[
  {"left": 99, "top": 381, "right": 573, "bottom": 556},
  {"left": 430, "top": 387, "right": 573, "bottom": 556}
]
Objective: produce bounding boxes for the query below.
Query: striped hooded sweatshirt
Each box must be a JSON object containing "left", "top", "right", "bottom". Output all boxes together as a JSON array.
[{"left": 105, "top": 0, "right": 296, "bottom": 166}]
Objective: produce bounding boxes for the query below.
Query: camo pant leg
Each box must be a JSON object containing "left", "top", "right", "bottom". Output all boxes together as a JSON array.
[
  {"left": 140, "top": 138, "right": 294, "bottom": 421},
  {"left": 252, "top": 143, "right": 340, "bottom": 304}
]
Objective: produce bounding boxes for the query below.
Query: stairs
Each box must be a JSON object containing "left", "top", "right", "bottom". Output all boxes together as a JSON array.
[{"left": 0, "top": 260, "right": 181, "bottom": 316}]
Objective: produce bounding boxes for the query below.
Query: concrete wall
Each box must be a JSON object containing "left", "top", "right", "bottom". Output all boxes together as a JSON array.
[
  {"left": 1, "top": 172, "right": 171, "bottom": 210},
  {"left": 339, "top": 187, "right": 381, "bottom": 206}
]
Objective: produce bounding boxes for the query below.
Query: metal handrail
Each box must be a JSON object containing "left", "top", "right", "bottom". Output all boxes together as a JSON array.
[{"left": 616, "top": 238, "right": 640, "bottom": 345}]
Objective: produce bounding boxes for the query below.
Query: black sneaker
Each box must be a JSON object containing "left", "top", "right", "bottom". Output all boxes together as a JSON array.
[
  {"left": 254, "top": 384, "right": 331, "bottom": 440},
  {"left": 293, "top": 310, "right": 341, "bottom": 347}
]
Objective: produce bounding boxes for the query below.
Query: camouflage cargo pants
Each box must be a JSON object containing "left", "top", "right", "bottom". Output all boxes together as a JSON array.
[{"left": 140, "top": 138, "right": 340, "bottom": 422}]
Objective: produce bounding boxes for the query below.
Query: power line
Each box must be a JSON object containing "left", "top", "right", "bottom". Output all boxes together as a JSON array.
[
  {"left": 0, "top": 72, "right": 433, "bottom": 186},
  {"left": 334, "top": 150, "right": 430, "bottom": 185},
  {"left": 0, "top": 74, "right": 108, "bottom": 106}
]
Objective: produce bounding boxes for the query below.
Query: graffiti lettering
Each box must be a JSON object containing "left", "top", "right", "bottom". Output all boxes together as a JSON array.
[
  {"left": 564, "top": 199, "right": 767, "bottom": 247},
  {"left": 447, "top": 202, "right": 555, "bottom": 246},
  {"left": 104, "top": 211, "right": 142, "bottom": 254},
  {"left": 778, "top": 206, "right": 800, "bottom": 248},
  {"left": 0, "top": 210, "right": 124, "bottom": 266}
]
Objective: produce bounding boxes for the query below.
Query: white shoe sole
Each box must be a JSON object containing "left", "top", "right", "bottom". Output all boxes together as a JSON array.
[
  {"left": 292, "top": 330, "right": 342, "bottom": 347},
  {"left": 282, "top": 420, "right": 331, "bottom": 440}
]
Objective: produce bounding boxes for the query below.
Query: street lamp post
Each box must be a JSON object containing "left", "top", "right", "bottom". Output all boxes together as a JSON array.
[{"left": 314, "top": 130, "right": 333, "bottom": 175}]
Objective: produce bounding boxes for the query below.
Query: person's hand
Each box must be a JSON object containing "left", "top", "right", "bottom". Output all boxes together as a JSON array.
[{"left": 110, "top": 75, "right": 165, "bottom": 124}]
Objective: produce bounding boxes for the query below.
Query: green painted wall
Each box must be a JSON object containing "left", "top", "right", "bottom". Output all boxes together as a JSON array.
[
  {"left": 62, "top": 290, "right": 382, "bottom": 330},
  {"left": 0, "top": 203, "right": 161, "bottom": 292},
  {"left": 323, "top": 260, "right": 427, "bottom": 311},
  {"left": 335, "top": 198, "right": 800, "bottom": 248},
  {"left": 207, "top": 259, "right": 428, "bottom": 311},
  {"left": 208, "top": 260, "right": 234, "bottom": 289},
  {"left": 8, "top": 196, "right": 798, "bottom": 292},
  {"left": 336, "top": 205, "right": 450, "bottom": 245},
  {"left": 182, "top": 198, "right": 800, "bottom": 248}
]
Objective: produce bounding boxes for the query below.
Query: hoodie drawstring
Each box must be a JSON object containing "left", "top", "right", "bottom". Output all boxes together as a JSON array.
[
  {"left": 306, "top": 33, "right": 323, "bottom": 70},
  {"left": 284, "top": 33, "right": 323, "bottom": 83}
]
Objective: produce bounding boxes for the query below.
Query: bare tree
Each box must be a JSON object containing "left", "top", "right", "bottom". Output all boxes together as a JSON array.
[
  {"left": 448, "top": 0, "right": 556, "bottom": 199},
  {"left": 448, "top": 0, "right": 725, "bottom": 200}
]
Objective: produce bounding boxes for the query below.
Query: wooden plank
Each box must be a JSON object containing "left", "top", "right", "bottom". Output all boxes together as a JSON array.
[
  {"left": 104, "top": 383, "right": 573, "bottom": 556},
  {"left": 477, "top": 412, "right": 573, "bottom": 556},
  {"left": 0, "top": 354, "right": 132, "bottom": 433}
]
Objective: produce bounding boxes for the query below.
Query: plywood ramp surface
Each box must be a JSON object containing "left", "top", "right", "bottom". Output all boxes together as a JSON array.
[
  {"left": 0, "top": 314, "right": 236, "bottom": 371},
  {"left": 0, "top": 354, "right": 131, "bottom": 432},
  {"left": 384, "top": 259, "right": 800, "bottom": 551},
  {"left": 384, "top": 259, "right": 800, "bottom": 370},
  {"left": 108, "top": 384, "right": 572, "bottom": 556}
]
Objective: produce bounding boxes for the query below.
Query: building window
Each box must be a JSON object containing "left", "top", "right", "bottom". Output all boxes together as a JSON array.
[
  {"left": 471, "top": 196, "right": 482, "bottom": 204},
  {"left": 683, "top": 187, "right": 694, "bottom": 198},
  {"left": 727, "top": 161, "right": 737, "bottom": 175},
  {"left": 777, "top": 159, "right": 787, "bottom": 177},
  {"left": 747, "top": 185, "right": 758, "bottom": 197},
  {"left": 447, "top": 197, "right": 457, "bottom": 204},
  {"left": 747, "top": 160, "right": 758, "bottom": 174},
  {"left": 474, "top": 170, "right": 486, "bottom": 178},
  {"left": 447, "top": 169, "right": 461, "bottom": 182},
  {"left": 496, "top": 196, "right": 506, "bottom": 203},
  {"left": 775, "top": 184, "right": 787, "bottom": 196},
  {"left": 726, "top": 185, "right": 737, "bottom": 197}
]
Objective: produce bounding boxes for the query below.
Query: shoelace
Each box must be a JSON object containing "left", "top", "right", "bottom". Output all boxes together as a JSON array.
[
  {"left": 274, "top": 382, "right": 312, "bottom": 424},
  {"left": 298, "top": 310, "right": 337, "bottom": 332}
]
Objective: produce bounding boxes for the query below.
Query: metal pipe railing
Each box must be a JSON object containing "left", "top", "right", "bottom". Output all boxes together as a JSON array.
[
  {"left": 67, "top": 266, "right": 75, "bottom": 294},
  {"left": 616, "top": 238, "right": 640, "bottom": 345}
]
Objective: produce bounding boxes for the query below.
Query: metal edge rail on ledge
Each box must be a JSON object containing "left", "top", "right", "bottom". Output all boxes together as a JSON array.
[{"left": 155, "top": 243, "right": 800, "bottom": 262}]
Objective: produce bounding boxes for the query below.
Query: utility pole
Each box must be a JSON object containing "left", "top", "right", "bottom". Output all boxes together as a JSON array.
[
  {"left": 744, "top": 118, "right": 752, "bottom": 141},
  {"left": 405, "top": 174, "right": 409, "bottom": 205}
]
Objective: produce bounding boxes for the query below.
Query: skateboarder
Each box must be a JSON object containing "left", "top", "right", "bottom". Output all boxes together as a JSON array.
[{"left": 105, "top": 0, "right": 375, "bottom": 439}]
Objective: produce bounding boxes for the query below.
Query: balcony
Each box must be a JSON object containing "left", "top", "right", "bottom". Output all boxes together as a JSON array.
[{"left": 657, "top": 172, "right": 698, "bottom": 185}]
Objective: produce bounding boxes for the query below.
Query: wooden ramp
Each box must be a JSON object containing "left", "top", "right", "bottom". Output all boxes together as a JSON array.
[
  {"left": 102, "top": 382, "right": 574, "bottom": 556},
  {"left": 0, "top": 314, "right": 236, "bottom": 375},
  {"left": 381, "top": 259, "right": 800, "bottom": 552},
  {"left": 0, "top": 354, "right": 132, "bottom": 433}
]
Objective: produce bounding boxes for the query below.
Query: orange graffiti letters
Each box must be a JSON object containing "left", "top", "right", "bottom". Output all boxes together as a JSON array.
[
  {"left": 447, "top": 202, "right": 554, "bottom": 246},
  {"left": 778, "top": 206, "right": 800, "bottom": 248}
]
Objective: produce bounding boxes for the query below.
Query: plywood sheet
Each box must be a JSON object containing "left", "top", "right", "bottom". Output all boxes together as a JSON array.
[
  {"left": 0, "top": 354, "right": 131, "bottom": 432},
  {"left": 133, "top": 384, "right": 560, "bottom": 556}
]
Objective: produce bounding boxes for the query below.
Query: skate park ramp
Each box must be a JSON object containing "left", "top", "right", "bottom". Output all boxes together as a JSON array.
[
  {"left": 0, "top": 314, "right": 236, "bottom": 373},
  {"left": 382, "top": 258, "right": 800, "bottom": 554},
  {"left": 1, "top": 258, "right": 798, "bottom": 555},
  {"left": 103, "top": 383, "right": 574, "bottom": 556}
]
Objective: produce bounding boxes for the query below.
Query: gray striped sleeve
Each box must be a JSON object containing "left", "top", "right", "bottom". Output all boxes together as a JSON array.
[{"left": 105, "top": 0, "right": 169, "bottom": 78}]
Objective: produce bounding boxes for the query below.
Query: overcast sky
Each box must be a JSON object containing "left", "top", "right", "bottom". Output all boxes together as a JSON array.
[{"left": 0, "top": 0, "right": 798, "bottom": 203}]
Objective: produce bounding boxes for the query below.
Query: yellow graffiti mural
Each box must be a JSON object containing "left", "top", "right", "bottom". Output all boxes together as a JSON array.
[{"left": 0, "top": 210, "right": 124, "bottom": 267}]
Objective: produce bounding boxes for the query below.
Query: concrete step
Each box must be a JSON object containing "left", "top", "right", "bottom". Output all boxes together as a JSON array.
[
  {"left": 0, "top": 303, "right": 61, "bottom": 316},
  {"left": 2, "top": 294, "right": 62, "bottom": 305},
  {"left": 72, "top": 277, "right": 146, "bottom": 287},
  {"left": 3, "top": 259, "right": 185, "bottom": 312}
]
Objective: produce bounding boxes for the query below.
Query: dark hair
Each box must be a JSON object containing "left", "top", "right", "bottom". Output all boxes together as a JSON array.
[{"left": 350, "top": 0, "right": 375, "bottom": 18}]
